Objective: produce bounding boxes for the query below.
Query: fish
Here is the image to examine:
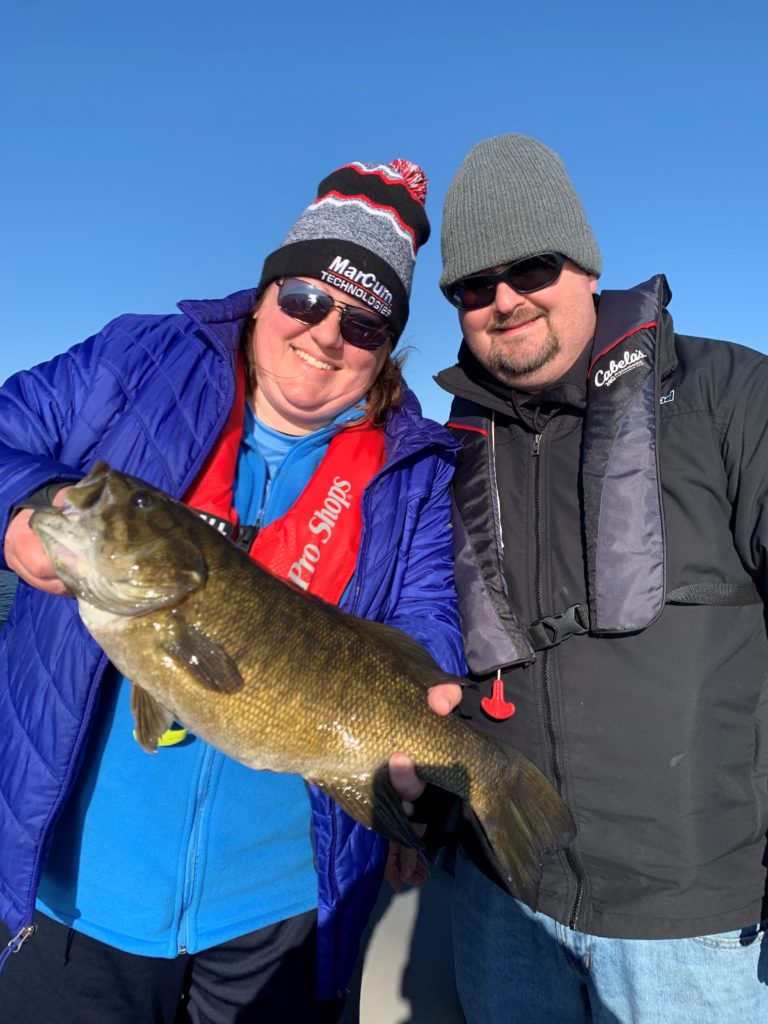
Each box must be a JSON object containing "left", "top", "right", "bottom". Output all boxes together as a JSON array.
[{"left": 30, "top": 461, "right": 575, "bottom": 905}]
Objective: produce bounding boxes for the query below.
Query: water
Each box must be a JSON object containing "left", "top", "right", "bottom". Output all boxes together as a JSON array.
[{"left": 0, "top": 570, "right": 18, "bottom": 626}]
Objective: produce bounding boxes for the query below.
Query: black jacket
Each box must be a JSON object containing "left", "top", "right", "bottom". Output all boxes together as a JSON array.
[{"left": 436, "top": 276, "right": 768, "bottom": 939}]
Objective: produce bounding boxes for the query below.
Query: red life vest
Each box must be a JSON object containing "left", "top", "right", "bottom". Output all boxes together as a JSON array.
[{"left": 184, "top": 357, "right": 386, "bottom": 605}]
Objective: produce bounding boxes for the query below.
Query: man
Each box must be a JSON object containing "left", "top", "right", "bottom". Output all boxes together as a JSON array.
[{"left": 404, "top": 133, "right": 768, "bottom": 1023}]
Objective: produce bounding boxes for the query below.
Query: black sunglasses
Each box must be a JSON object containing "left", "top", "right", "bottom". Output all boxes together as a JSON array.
[
  {"left": 275, "top": 278, "right": 394, "bottom": 351},
  {"left": 442, "top": 253, "right": 566, "bottom": 311}
]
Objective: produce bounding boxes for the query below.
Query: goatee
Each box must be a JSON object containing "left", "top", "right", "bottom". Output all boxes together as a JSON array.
[{"left": 486, "top": 322, "right": 560, "bottom": 384}]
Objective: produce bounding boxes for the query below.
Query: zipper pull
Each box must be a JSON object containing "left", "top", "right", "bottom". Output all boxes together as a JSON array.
[
  {"left": 532, "top": 432, "right": 542, "bottom": 456},
  {"left": 481, "top": 670, "right": 516, "bottom": 720},
  {"left": 7, "top": 923, "right": 36, "bottom": 954}
]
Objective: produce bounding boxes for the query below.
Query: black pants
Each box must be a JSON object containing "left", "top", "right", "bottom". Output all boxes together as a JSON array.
[{"left": 0, "top": 910, "right": 345, "bottom": 1023}]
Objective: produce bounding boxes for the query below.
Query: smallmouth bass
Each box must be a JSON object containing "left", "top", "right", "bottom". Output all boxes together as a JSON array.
[{"left": 31, "top": 462, "right": 575, "bottom": 905}]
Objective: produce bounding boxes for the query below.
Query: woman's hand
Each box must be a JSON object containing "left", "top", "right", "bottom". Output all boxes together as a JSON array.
[{"left": 4, "top": 489, "right": 71, "bottom": 595}]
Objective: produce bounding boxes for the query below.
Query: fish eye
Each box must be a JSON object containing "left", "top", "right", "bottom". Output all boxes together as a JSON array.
[{"left": 131, "top": 491, "right": 154, "bottom": 509}]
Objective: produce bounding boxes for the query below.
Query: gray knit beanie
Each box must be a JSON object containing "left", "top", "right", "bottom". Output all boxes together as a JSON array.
[
  {"left": 440, "top": 133, "right": 601, "bottom": 287},
  {"left": 259, "top": 160, "right": 430, "bottom": 340}
]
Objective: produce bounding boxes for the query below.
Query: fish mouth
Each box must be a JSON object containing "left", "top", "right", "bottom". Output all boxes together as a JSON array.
[
  {"left": 30, "top": 507, "right": 94, "bottom": 592},
  {"left": 62, "top": 461, "right": 112, "bottom": 512},
  {"left": 30, "top": 461, "right": 113, "bottom": 555},
  {"left": 31, "top": 462, "right": 208, "bottom": 616},
  {"left": 29, "top": 462, "right": 144, "bottom": 610}
]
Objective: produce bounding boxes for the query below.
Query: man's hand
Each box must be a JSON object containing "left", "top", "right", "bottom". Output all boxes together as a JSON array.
[
  {"left": 4, "top": 489, "right": 70, "bottom": 595},
  {"left": 426, "top": 681, "right": 463, "bottom": 719},
  {"left": 385, "top": 839, "right": 431, "bottom": 893},
  {"left": 384, "top": 681, "right": 463, "bottom": 892},
  {"left": 388, "top": 682, "right": 462, "bottom": 800}
]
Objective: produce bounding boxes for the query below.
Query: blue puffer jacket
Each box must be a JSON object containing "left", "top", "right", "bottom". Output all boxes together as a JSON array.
[{"left": 0, "top": 287, "right": 465, "bottom": 997}]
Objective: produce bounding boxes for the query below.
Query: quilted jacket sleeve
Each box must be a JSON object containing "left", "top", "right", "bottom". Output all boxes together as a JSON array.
[
  {"left": 372, "top": 452, "right": 466, "bottom": 678},
  {"left": 0, "top": 335, "right": 103, "bottom": 566}
]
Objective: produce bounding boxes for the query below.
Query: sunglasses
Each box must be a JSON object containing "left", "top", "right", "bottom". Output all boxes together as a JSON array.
[
  {"left": 275, "top": 278, "right": 394, "bottom": 351},
  {"left": 442, "top": 252, "right": 566, "bottom": 311}
]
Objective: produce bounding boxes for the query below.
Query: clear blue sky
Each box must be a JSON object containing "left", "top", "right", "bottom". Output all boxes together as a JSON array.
[{"left": 2, "top": 0, "right": 766, "bottom": 422}]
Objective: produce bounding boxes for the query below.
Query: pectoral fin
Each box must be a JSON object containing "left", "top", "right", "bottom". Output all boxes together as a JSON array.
[
  {"left": 310, "top": 766, "right": 425, "bottom": 849},
  {"left": 131, "top": 684, "right": 175, "bottom": 753},
  {"left": 163, "top": 615, "right": 244, "bottom": 693}
]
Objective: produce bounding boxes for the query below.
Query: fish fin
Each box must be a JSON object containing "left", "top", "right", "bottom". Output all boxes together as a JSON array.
[
  {"left": 310, "top": 767, "right": 425, "bottom": 850},
  {"left": 371, "top": 766, "right": 427, "bottom": 848},
  {"left": 163, "top": 617, "right": 244, "bottom": 693},
  {"left": 343, "top": 616, "right": 464, "bottom": 689},
  {"left": 460, "top": 748, "right": 577, "bottom": 909},
  {"left": 130, "top": 684, "right": 175, "bottom": 753}
]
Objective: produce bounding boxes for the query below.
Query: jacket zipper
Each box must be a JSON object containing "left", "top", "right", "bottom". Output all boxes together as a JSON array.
[
  {"left": 532, "top": 424, "right": 586, "bottom": 929},
  {"left": 0, "top": 924, "right": 37, "bottom": 970},
  {"left": 3, "top": 650, "right": 113, "bottom": 972},
  {"left": 175, "top": 351, "right": 237, "bottom": 500},
  {"left": 177, "top": 744, "right": 217, "bottom": 956},
  {"left": 489, "top": 413, "right": 506, "bottom": 573}
]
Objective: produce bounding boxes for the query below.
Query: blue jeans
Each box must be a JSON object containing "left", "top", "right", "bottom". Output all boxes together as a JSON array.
[{"left": 452, "top": 853, "right": 768, "bottom": 1024}]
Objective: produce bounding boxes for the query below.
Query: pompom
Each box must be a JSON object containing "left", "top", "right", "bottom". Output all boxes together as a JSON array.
[{"left": 390, "top": 159, "right": 428, "bottom": 205}]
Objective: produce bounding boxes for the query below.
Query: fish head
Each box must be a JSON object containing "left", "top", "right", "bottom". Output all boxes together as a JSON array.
[{"left": 30, "top": 462, "right": 207, "bottom": 615}]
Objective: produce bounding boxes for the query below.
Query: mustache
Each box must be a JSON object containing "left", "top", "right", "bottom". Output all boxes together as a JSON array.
[{"left": 488, "top": 310, "right": 542, "bottom": 332}]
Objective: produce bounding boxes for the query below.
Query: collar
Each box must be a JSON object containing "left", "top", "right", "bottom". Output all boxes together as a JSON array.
[
  {"left": 241, "top": 400, "right": 367, "bottom": 456},
  {"left": 177, "top": 287, "right": 261, "bottom": 355},
  {"left": 436, "top": 337, "right": 591, "bottom": 420},
  {"left": 383, "top": 385, "right": 462, "bottom": 464}
]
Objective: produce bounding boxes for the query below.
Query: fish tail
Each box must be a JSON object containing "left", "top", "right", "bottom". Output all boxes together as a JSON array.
[{"left": 467, "top": 746, "right": 576, "bottom": 908}]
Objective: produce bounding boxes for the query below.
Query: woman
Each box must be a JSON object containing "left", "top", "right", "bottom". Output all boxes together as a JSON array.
[{"left": 0, "top": 159, "right": 464, "bottom": 1022}]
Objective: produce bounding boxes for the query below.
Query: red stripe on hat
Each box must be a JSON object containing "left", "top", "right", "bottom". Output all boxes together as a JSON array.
[
  {"left": 338, "top": 162, "right": 427, "bottom": 204},
  {"left": 314, "top": 191, "right": 418, "bottom": 247}
]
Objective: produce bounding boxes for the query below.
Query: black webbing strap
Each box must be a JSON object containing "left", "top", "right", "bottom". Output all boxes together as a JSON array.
[
  {"left": 665, "top": 582, "right": 762, "bottom": 606},
  {"left": 527, "top": 582, "right": 762, "bottom": 652},
  {"left": 192, "top": 509, "right": 259, "bottom": 553}
]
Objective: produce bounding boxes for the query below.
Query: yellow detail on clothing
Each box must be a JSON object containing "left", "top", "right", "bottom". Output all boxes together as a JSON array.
[
  {"left": 158, "top": 726, "right": 188, "bottom": 746},
  {"left": 132, "top": 726, "right": 188, "bottom": 748}
]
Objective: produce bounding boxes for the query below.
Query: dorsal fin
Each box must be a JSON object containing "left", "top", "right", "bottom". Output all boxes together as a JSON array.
[{"left": 344, "top": 614, "right": 464, "bottom": 689}]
